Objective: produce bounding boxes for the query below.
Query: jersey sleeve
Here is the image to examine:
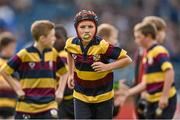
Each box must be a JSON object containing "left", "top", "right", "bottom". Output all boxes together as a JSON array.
[
  {"left": 100, "top": 40, "right": 127, "bottom": 59},
  {"left": 154, "top": 46, "right": 173, "bottom": 71},
  {"left": 1, "top": 49, "right": 25, "bottom": 75}
]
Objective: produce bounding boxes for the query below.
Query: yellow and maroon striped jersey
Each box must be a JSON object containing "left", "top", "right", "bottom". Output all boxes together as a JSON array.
[
  {"left": 143, "top": 44, "right": 176, "bottom": 103},
  {"left": 65, "top": 36, "right": 127, "bottom": 103},
  {"left": 1, "top": 45, "right": 67, "bottom": 113},
  {"left": 0, "top": 57, "right": 17, "bottom": 108}
]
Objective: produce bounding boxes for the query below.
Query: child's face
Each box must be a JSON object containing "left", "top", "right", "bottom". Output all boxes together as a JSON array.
[
  {"left": 77, "top": 20, "right": 96, "bottom": 42},
  {"left": 156, "top": 30, "right": 166, "bottom": 44},
  {"left": 3, "top": 42, "right": 16, "bottom": 57},
  {"left": 109, "top": 30, "right": 118, "bottom": 46},
  {"left": 41, "top": 29, "right": 56, "bottom": 48},
  {"left": 134, "top": 31, "right": 147, "bottom": 48}
]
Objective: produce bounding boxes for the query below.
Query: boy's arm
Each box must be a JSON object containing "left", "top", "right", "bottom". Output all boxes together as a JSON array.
[
  {"left": 128, "top": 80, "right": 146, "bottom": 96},
  {"left": 0, "top": 50, "right": 25, "bottom": 98},
  {"left": 156, "top": 47, "right": 174, "bottom": 109},
  {"left": 114, "top": 80, "right": 146, "bottom": 106},
  {"left": 55, "top": 73, "right": 68, "bottom": 103},
  {"left": 0, "top": 70, "right": 25, "bottom": 98},
  {"left": 92, "top": 55, "right": 132, "bottom": 72},
  {"left": 114, "top": 80, "right": 129, "bottom": 106},
  {"left": 67, "top": 53, "right": 74, "bottom": 89},
  {"left": 159, "top": 68, "right": 174, "bottom": 109},
  {"left": 92, "top": 41, "right": 132, "bottom": 72}
]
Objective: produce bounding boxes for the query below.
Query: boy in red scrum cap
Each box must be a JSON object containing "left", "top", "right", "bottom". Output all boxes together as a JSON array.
[{"left": 65, "top": 10, "right": 132, "bottom": 119}]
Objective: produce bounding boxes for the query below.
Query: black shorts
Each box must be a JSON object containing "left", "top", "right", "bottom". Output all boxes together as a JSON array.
[
  {"left": 58, "top": 99, "right": 74, "bottom": 119},
  {"left": 15, "top": 109, "right": 58, "bottom": 119},
  {"left": 74, "top": 98, "right": 113, "bottom": 119},
  {"left": 146, "top": 94, "right": 177, "bottom": 119},
  {"left": 0, "top": 107, "right": 15, "bottom": 119}
]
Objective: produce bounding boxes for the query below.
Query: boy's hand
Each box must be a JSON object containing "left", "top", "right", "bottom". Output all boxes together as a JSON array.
[
  {"left": 68, "top": 76, "right": 74, "bottom": 89},
  {"left": 55, "top": 91, "right": 63, "bottom": 103},
  {"left": 140, "top": 91, "right": 148, "bottom": 99},
  {"left": 158, "top": 96, "right": 168, "bottom": 109},
  {"left": 16, "top": 89, "right": 25, "bottom": 99},
  {"left": 114, "top": 91, "right": 128, "bottom": 106},
  {"left": 114, "top": 82, "right": 129, "bottom": 106},
  {"left": 91, "top": 62, "right": 111, "bottom": 72}
]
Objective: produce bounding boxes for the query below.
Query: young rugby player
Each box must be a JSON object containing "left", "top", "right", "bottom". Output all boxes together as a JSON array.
[
  {"left": 0, "top": 32, "right": 17, "bottom": 119},
  {"left": 133, "top": 16, "right": 168, "bottom": 119},
  {"left": 65, "top": 10, "right": 132, "bottom": 119},
  {"left": 127, "top": 22, "right": 176, "bottom": 119},
  {"left": 0, "top": 20, "right": 68, "bottom": 119}
]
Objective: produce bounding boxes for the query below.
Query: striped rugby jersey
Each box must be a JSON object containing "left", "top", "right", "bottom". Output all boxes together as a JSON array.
[
  {"left": 0, "top": 57, "right": 17, "bottom": 108},
  {"left": 143, "top": 44, "right": 176, "bottom": 103},
  {"left": 1, "top": 45, "right": 67, "bottom": 113},
  {"left": 65, "top": 36, "right": 127, "bottom": 103}
]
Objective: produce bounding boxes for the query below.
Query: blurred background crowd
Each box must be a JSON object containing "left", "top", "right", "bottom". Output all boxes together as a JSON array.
[{"left": 0, "top": 0, "right": 179, "bottom": 89}]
